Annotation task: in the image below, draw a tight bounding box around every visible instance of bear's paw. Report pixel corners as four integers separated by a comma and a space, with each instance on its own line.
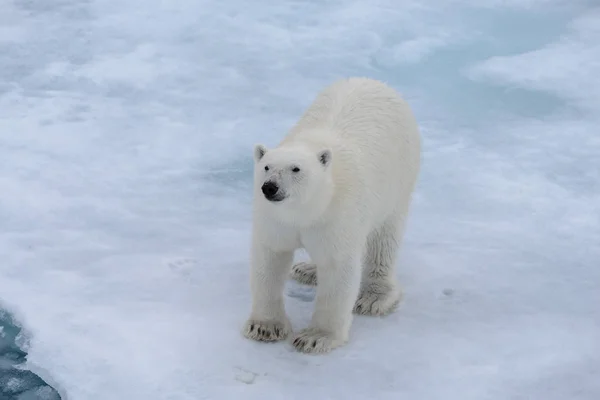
291, 327, 345, 354
243, 318, 291, 342
290, 262, 318, 286
353, 280, 402, 316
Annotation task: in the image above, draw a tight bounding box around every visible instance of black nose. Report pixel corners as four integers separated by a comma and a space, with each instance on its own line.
261, 181, 279, 199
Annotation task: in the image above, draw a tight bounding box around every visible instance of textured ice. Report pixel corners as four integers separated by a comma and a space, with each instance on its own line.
0, 0, 599, 399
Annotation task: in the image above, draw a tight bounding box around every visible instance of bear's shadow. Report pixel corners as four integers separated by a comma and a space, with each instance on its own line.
285, 282, 315, 303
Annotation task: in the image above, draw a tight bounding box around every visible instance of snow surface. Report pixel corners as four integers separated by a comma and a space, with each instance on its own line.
1, 0, 599, 399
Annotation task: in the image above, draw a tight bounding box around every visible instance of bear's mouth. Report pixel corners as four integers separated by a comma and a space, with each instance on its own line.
265, 193, 286, 202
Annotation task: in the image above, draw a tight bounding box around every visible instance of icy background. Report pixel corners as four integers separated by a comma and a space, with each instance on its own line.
0, 0, 599, 399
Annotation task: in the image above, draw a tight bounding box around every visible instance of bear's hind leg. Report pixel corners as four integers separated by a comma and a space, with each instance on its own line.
354, 216, 404, 316
290, 262, 317, 285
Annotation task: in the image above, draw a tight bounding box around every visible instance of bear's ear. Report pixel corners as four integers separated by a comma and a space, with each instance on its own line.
317, 149, 332, 168
253, 144, 268, 163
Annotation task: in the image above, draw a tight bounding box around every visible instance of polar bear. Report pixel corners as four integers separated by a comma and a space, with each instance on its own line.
243, 77, 421, 354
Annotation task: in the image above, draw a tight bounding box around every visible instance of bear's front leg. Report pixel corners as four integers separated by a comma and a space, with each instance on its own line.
243, 243, 294, 342
291, 249, 363, 354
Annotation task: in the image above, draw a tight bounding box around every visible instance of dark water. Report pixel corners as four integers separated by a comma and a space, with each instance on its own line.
0, 309, 61, 400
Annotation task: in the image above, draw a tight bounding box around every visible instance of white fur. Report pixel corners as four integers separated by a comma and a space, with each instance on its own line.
243, 77, 421, 354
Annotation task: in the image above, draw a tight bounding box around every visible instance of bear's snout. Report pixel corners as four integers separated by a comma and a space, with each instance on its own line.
261, 181, 282, 201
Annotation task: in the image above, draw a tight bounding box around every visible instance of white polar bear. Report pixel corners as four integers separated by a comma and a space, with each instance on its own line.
243, 77, 421, 354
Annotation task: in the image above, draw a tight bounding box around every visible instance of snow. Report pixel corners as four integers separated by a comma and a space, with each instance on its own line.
0, 0, 599, 399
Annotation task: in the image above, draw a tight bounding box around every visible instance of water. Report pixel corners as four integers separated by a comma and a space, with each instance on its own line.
0, 310, 60, 399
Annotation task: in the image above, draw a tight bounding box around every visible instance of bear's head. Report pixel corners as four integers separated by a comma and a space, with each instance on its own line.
252, 143, 333, 220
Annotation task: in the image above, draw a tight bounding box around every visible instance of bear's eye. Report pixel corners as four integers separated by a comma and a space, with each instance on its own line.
291, 167, 300, 173
264, 166, 269, 171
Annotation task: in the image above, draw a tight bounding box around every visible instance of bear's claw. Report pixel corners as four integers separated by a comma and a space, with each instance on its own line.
243, 319, 290, 342
290, 262, 318, 286
353, 280, 402, 316
290, 327, 345, 354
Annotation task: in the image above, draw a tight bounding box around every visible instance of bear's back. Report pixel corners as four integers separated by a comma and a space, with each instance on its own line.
283, 78, 421, 225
